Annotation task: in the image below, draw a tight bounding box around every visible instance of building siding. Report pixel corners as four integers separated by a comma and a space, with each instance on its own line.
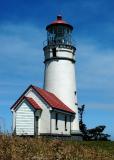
51, 111, 71, 135
26, 89, 51, 134
16, 101, 35, 135
13, 88, 74, 136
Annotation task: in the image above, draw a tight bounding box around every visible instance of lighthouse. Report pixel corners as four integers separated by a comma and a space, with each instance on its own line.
43, 15, 79, 132
11, 15, 81, 139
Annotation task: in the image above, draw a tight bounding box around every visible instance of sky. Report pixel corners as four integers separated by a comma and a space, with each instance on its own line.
0, 0, 114, 139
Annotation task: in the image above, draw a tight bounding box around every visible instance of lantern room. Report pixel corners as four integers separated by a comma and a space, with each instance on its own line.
46, 15, 73, 46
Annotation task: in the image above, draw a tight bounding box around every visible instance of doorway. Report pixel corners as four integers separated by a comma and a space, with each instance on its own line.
35, 116, 39, 135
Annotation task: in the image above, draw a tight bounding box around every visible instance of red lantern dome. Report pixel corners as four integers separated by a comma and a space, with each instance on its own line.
46, 15, 73, 30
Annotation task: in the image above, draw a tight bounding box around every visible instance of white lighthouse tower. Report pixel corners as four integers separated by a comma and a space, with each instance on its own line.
11, 15, 81, 138
43, 15, 80, 133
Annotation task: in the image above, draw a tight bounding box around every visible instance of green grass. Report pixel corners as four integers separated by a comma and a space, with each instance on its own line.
0, 135, 114, 160
80, 141, 114, 155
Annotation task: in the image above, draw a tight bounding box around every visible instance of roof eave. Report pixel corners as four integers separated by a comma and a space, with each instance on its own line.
46, 23, 73, 31
10, 84, 33, 110
51, 108, 75, 115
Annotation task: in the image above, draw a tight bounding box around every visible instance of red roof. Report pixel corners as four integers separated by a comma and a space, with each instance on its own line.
11, 85, 75, 114
13, 96, 42, 111
32, 85, 75, 114
24, 97, 42, 110
46, 15, 73, 30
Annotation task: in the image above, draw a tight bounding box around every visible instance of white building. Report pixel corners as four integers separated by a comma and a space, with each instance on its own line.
11, 15, 81, 139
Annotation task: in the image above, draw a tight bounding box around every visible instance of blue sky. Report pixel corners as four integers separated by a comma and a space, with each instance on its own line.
0, 0, 114, 139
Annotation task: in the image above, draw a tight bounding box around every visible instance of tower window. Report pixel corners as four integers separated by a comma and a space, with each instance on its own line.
55, 113, 58, 130
52, 48, 56, 57
65, 115, 67, 131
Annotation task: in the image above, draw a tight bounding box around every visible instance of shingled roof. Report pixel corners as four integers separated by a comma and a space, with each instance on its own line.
32, 85, 75, 114
13, 96, 42, 110
24, 96, 42, 110
11, 85, 75, 114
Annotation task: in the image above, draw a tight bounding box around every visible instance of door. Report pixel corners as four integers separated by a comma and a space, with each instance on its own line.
35, 116, 39, 136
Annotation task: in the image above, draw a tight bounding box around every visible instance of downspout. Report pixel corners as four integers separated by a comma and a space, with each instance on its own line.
34, 112, 36, 136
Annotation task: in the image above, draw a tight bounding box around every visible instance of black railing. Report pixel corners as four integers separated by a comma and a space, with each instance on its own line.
43, 39, 75, 48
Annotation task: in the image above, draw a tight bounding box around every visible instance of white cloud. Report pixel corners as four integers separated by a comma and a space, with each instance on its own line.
76, 40, 114, 92
0, 22, 45, 77
83, 102, 114, 110
0, 22, 45, 102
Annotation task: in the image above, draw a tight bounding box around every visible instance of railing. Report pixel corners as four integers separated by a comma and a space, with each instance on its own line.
43, 39, 75, 48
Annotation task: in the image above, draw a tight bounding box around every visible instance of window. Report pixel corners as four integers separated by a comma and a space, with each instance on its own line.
52, 48, 56, 57
55, 113, 58, 130
65, 115, 67, 131
57, 26, 64, 38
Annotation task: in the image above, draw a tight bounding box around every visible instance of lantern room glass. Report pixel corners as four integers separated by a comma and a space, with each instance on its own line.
47, 25, 72, 46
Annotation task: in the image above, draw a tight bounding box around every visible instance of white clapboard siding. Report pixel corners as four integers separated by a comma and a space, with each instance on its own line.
16, 101, 35, 135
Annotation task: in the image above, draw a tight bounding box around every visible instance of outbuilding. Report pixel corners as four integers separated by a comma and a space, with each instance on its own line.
11, 85, 75, 136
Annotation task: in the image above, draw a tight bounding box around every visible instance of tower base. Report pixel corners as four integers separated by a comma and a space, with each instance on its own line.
71, 131, 83, 141
39, 132, 83, 141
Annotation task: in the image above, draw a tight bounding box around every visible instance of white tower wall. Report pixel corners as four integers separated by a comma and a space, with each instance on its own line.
43, 47, 79, 131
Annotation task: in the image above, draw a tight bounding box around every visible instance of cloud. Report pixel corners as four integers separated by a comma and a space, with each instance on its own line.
74, 37, 114, 113
76, 40, 114, 91
0, 22, 45, 76
0, 22, 44, 106
83, 102, 114, 110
